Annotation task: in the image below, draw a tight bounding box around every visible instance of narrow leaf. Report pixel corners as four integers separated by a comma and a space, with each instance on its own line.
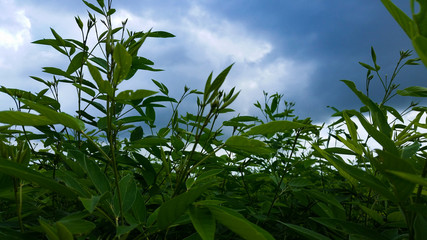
157, 184, 210, 229
207, 205, 275, 240
189, 206, 216, 240
0, 158, 76, 198
0, 111, 55, 126
225, 136, 274, 156
245, 120, 308, 136
280, 222, 331, 240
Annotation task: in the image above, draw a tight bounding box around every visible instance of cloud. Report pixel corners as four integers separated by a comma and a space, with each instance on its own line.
0, 0, 317, 122
0, 0, 31, 51
182, 5, 272, 65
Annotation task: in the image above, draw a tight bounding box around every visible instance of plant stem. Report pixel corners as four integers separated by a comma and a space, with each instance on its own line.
267, 129, 301, 217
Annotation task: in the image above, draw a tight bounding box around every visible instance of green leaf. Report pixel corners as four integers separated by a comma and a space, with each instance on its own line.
279, 222, 331, 240
358, 205, 385, 224
342, 80, 393, 140
401, 141, 421, 159
82, 98, 106, 114
358, 62, 376, 71
78, 195, 101, 213
189, 206, 216, 240
50, 28, 65, 46
82, 0, 104, 15
312, 145, 396, 201
0, 158, 76, 198
397, 86, 427, 97
304, 190, 344, 212
67, 52, 86, 74
119, 174, 137, 213
142, 95, 177, 105
20, 99, 85, 131
87, 62, 113, 96
148, 31, 175, 38
116, 89, 157, 102
132, 136, 169, 148
0, 111, 55, 126
412, 35, 427, 68
380, 0, 417, 38
245, 120, 308, 136
82, 154, 111, 194
377, 150, 416, 201
157, 184, 209, 229
386, 170, 427, 187
207, 205, 275, 240
39, 219, 59, 240
58, 170, 90, 197
56, 222, 73, 240
89, 57, 108, 70
130, 126, 144, 141
113, 43, 132, 84
225, 136, 274, 156
58, 214, 96, 235
350, 110, 398, 155
209, 64, 233, 94
311, 217, 388, 240
43, 67, 71, 78
132, 191, 147, 224
132, 153, 156, 185
414, 214, 427, 240
229, 116, 260, 122
72, 83, 96, 97
116, 224, 138, 237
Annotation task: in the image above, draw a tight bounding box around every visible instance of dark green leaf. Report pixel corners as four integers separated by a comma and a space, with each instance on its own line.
158, 184, 210, 229
82, 0, 104, 15
148, 31, 175, 38
225, 136, 274, 156
207, 205, 275, 240
119, 174, 137, 213
246, 120, 308, 136
78, 195, 101, 213
189, 206, 216, 240
0, 158, 76, 198
279, 222, 330, 240
311, 217, 388, 240
67, 52, 86, 74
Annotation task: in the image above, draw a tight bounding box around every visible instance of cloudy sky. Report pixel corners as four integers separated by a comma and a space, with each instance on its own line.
0, 0, 425, 126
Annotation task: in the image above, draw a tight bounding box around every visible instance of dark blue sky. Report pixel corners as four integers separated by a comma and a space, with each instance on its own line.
0, 0, 425, 124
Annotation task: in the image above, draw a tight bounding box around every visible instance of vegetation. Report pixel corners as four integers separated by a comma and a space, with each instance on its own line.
0, 0, 427, 239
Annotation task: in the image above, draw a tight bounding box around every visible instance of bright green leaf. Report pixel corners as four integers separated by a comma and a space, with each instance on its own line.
0, 111, 55, 126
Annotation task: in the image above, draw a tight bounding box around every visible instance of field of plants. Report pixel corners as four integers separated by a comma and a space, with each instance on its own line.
1, 0, 427, 239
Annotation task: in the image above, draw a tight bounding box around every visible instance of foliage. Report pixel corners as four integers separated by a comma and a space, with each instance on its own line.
0, 0, 427, 240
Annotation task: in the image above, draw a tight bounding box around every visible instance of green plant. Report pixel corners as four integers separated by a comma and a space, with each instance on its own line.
2, 0, 427, 239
